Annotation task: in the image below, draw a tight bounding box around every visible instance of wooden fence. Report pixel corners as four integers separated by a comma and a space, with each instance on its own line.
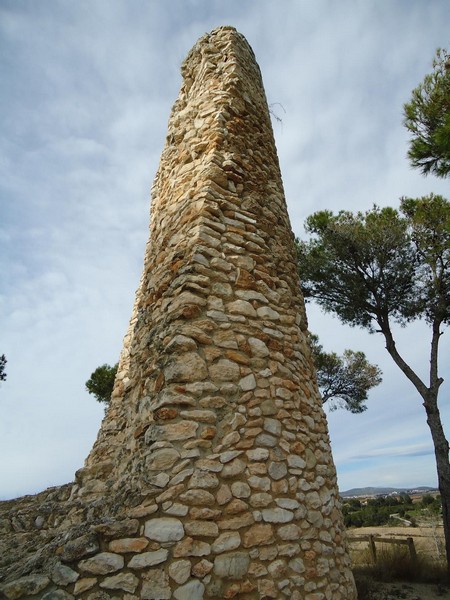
347, 534, 417, 564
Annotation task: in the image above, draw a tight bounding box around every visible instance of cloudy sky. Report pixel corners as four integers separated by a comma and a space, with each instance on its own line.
1, 0, 449, 501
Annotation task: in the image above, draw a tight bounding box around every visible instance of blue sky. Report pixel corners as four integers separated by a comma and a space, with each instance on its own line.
1, 0, 449, 500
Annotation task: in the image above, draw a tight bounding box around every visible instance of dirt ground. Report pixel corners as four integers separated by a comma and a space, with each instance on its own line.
366, 581, 450, 599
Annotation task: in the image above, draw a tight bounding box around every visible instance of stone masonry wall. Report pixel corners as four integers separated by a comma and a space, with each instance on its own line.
0, 26, 357, 600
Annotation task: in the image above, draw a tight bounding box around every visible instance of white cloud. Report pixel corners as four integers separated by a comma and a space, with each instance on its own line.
0, 0, 449, 499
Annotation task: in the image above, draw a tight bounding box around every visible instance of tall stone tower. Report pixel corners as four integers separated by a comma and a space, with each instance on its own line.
0, 26, 356, 600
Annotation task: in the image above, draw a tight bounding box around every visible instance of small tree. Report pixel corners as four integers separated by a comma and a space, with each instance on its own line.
309, 334, 382, 413
0, 354, 6, 382
297, 194, 450, 568
403, 48, 450, 178
85, 363, 118, 406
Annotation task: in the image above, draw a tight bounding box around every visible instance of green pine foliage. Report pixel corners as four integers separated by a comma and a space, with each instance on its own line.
404, 48, 450, 178
85, 363, 118, 405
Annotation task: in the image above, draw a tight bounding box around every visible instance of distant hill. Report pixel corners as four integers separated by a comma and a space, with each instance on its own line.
341, 486, 437, 498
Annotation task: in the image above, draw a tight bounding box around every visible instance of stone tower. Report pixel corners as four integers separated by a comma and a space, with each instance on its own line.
0, 26, 356, 600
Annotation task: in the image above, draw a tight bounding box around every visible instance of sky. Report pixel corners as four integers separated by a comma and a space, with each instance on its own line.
1, 0, 449, 501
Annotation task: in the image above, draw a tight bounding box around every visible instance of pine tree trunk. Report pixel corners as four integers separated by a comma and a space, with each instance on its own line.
424, 394, 450, 571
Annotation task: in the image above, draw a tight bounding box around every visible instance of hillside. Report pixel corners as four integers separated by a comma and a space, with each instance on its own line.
341, 486, 437, 498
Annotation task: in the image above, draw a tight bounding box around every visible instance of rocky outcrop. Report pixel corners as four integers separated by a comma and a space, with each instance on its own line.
0, 26, 356, 599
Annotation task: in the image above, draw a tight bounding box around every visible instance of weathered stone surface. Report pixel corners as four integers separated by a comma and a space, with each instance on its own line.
100, 572, 139, 593
213, 552, 250, 579
145, 421, 198, 443
61, 534, 99, 562
261, 508, 294, 523
164, 352, 208, 383
146, 447, 180, 470
278, 523, 301, 540
174, 580, 205, 600
248, 337, 270, 357
141, 569, 171, 600
249, 492, 273, 507
268, 461, 287, 480
218, 512, 254, 530
208, 359, 240, 381
168, 559, 191, 584
227, 300, 257, 317
184, 520, 219, 537
231, 481, 251, 498
94, 519, 139, 538
128, 549, 168, 569
51, 563, 79, 586
144, 517, 184, 542
79, 552, 124, 575
109, 537, 148, 553
1, 575, 50, 600
242, 523, 274, 547
173, 537, 211, 557
42, 591, 74, 600
212, 531, 241, 554
188, 470, 219, 489
221, 458, 246, 478
239, 374, 256, 391
74, 578, 97, 595
191, 558, 213, 578
287, 455, 306, 469
179, 489, 215, 505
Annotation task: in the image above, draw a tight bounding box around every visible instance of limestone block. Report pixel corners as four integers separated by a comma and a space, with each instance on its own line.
73, 578, 97, 595
191, 558, 213, 577
246, 448, 269, 461
1, 575, 50, 600
174, 580, 205, 600
179, 489, 215, 505
255, 432, 277, 447
78, 552, 124, 575
261, 508, 294, 523
208, 359, 240, 381
242, 523, 274, 547
100, 572, 139, 593
169, 559, 191, 584
211, 531, 241, 554
51, 563, 79, 586
184, 520, 219, 537
173, 537, 211, 557
141, 569, 171, 600
128, 548, 168, 569
188, 470, 219, 489
146, 447, 180, 470
108, 537, 148, 553
247, 336, 269, 357
221, 458, 246, 478
227, 300, 257, 317
164, 352, 208, 383
230, 481, 251, 498
213, 551, 250, 579
268, 461, 287, 480
61, 534, 99, 562
239, 373, 256, 390
94, 519, 139, 538
144, 517, 184, 542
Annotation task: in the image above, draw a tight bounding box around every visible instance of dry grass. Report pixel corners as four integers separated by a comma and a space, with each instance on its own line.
350, 526, 449, 599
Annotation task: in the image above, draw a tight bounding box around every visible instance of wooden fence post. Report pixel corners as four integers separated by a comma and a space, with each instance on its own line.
369, 535, 377, 563
407, 537, 417, 565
